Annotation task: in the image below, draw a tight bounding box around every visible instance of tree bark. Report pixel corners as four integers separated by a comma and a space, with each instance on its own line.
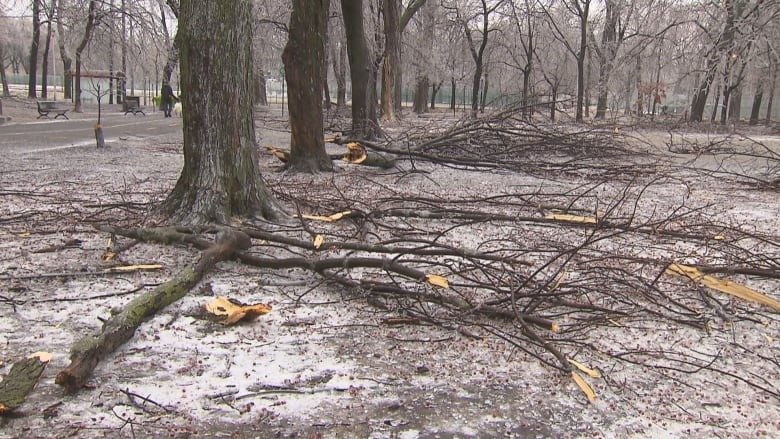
28, 0, 41, 99
766, 61, 777, 126
162, 0, 285, 224
749, 82, 763, 125
0, 41, 10, 97
74, 0, 98, 113
283, 0, 333, 173
341, 0, 373, 137
413, 76, 429, 113
56, 229, 250, 394
430, 81, 441, 109
0, 355, 49, 413
381, 0, 401, 121
331, 41, 347, 108
55, 0, 72, 100
40, 1, 54, 99
255, 69, 268, 106
594, 0, 618, 119
574, 1, 589, 122
462, 0, 493, 118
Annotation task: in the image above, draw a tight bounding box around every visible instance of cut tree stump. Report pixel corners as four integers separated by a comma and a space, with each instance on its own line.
0, 353, 51, 415
55, 229, 250, 393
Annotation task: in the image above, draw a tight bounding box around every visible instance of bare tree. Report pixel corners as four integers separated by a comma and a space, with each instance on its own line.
74, 0, 99, 112
539, 0, 590, 122
162, 0, 284, 224
28, 0, 41, 98
341, 0, 376, 137
446, 0, 504, 118
282, 0, 333, 172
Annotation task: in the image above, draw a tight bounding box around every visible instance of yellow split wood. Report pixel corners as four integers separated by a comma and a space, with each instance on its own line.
28, 352, 53, 362
545, 213, 598, 224
572, 371, 597, 402
568, 358, 601, 378
666, 263, 780, 311
205, 297, 272, 325
103, 264, 163, 273
301, 210, 352, 222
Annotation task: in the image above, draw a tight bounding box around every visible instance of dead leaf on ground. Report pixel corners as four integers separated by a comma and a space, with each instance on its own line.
205, 296, 272, 325
425, 274, 449, 288
313, 235, 324, 249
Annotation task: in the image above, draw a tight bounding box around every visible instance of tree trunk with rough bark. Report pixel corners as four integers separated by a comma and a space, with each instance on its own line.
766, 63, 777, 126
332, 42, 347, 108
593, 0, 620, 119
162, 0, 285, 224
381, 0, 401, 121
341, 0, 373, 137
0, 42, 10, 97
55, 0, 72, 100
41, 2, 53, 99
74, 0, 98, 113
430, 81, 441, 109
749, 82, 763, 125
28, 0, 41, 99
413, 76, 429, 113
283, 0, 333, 173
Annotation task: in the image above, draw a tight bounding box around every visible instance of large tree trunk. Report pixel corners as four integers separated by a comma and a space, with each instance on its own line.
40, 1, 53, 99
74, 0, 98, 113
323, 30, 331, 110
450, 77, 456, 110
381, 0, 401, 121
255, 69, 268, 106
575, 16, 587, 122
413, 76, 429, 113
710, 83, 720, 123
162, 0, 180, 87
728, 86, 742, 122
480, 72, 488, 112
594, 0, 618, 119
749, 82, 763, 125
332, 42, 347, 108
282, 0, 333, 173
766, 62, 777, 126
28, 0, 41, 99
0, 41, 10, 97
341, 0, 372, 137
431, 81, 441, 109
55, 0, 72, 100
162, 0, 284, 224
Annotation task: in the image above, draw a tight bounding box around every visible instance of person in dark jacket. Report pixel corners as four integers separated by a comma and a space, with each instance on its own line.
161, 82, 177, 117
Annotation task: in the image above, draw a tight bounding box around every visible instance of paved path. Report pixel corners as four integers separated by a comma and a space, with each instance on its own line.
0, 111, 181, 154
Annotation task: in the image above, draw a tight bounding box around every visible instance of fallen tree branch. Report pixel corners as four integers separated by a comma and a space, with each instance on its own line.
55, 229, 250, 394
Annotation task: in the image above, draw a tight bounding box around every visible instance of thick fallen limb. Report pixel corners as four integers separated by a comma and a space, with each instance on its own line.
55, 230, 249, 394
0, 353, 50, 414
265, 146, 396, 169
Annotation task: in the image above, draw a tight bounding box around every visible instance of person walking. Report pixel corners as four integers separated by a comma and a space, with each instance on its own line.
161, 82, 177, 117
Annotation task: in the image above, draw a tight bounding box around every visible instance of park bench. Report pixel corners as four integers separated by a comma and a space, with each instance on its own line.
36, 100, 70, 120
123, 96, 145, 116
